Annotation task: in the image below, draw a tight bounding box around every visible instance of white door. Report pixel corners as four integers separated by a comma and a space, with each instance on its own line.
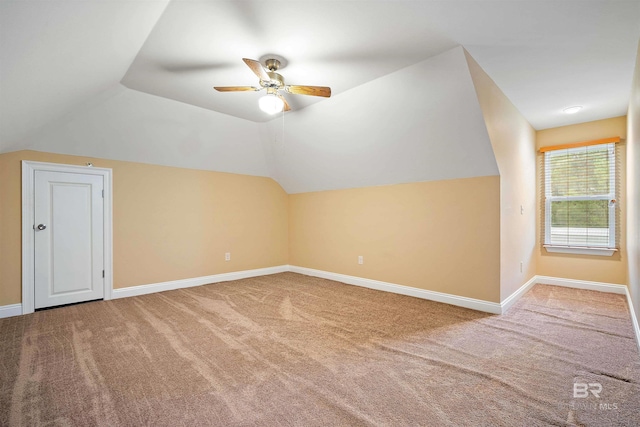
34, 171, 105, 309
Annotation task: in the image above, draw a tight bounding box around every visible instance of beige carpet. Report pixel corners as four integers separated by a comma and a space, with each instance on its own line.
1, 272, 639, 426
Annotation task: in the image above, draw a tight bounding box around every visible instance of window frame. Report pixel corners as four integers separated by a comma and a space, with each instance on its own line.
542, 143, 617, 256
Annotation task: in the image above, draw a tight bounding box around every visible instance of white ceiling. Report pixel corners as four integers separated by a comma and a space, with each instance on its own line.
121, 1, 458, 123
264, 47, 499, 193
24, 85, 271, 177
17, 46, 498, 194
2, 0, 639, 148
1, 1, 639, 193
0, 0, 170, 152
119, 0, 640, 129
431, 1, 640, 129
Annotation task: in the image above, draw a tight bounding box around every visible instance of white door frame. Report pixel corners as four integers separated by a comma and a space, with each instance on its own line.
21, 161, 113, 315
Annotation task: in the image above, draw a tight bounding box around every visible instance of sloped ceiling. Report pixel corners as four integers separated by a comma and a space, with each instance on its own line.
2, 1, 640, 193
0, 0, 170, 152
263, 47, 498, 193
121, 0, 640, 128
431, 1, 640, 129
23, 85, 271, 177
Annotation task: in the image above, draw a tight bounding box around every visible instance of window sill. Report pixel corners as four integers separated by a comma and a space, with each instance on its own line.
543, 245, 617, 257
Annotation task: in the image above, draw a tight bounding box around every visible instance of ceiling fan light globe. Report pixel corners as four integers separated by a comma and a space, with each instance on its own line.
259, 94, 284, 114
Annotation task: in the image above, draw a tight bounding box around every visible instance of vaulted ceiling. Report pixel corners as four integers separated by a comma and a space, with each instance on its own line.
1, 1, 639, 193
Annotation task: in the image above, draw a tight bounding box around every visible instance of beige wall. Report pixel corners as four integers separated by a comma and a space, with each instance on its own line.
0, 150, 289, 306
289, 176, 501, 302
536, 116, 628, 285
627, 42, 640, 320
465, 51, 538, 302
2, 89, 635, 312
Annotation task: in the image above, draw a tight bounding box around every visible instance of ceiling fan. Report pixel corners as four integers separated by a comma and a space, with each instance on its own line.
214, 57, 331, 114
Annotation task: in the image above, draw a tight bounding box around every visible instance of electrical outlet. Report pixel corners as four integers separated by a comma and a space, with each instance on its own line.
358, 256, 363, 265
520, 205, 524, 215
225, 252, 231, 261
520, 261, 523, 273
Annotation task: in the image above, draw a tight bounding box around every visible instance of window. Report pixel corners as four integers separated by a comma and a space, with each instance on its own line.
542, 141, 618, 256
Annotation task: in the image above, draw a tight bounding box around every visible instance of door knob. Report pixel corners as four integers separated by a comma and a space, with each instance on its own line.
36, 224, 47, 230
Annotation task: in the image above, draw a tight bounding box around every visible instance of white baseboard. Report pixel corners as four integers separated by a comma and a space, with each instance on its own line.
112, 265, 289, 299
289, 268, 640, 350
623, 287, 640, 354
0, 304, 23, 319
289, 265, 503, 314
539, 276, 640, 353
500, 275, 538, 314
5, 266, 640, 352
534, 275, 627, 294
500, 275, 627, 315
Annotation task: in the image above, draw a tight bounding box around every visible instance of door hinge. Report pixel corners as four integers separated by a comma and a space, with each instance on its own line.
102, 189, 104, 198
102, 270, 105, 278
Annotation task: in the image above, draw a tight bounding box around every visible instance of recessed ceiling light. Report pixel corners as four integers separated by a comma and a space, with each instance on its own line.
563, 106, 583, 114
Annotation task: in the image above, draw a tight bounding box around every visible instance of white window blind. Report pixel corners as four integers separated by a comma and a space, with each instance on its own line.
543, 142, 617, 249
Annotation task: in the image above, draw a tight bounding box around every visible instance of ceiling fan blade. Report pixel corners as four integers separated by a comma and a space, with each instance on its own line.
285, 85, 331, 98
277, 94, 291, 111
214, 86, 261, 92
242, 58, 271, 82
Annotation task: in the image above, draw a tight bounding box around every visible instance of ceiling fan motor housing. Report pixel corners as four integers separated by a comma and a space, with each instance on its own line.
264, 72, 284, 88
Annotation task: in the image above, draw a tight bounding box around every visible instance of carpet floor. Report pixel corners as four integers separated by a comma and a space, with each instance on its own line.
1, 272, 639, 426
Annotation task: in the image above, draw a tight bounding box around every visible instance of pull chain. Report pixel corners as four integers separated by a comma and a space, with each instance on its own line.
281, 106, 285, 145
